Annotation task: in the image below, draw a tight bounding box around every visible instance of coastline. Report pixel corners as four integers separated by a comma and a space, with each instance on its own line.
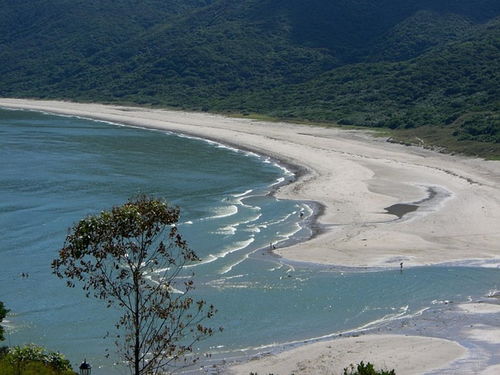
222, 294, 500, 375
2, 99, 499, 269
2, 98, 500, 374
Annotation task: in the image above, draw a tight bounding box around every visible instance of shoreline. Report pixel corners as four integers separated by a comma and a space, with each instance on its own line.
0, 100, 329, 270
2, 98, 500, 374
2, 98, 499, 269
221, 295, 500, 375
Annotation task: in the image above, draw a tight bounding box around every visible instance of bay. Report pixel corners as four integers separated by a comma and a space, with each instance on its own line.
0, 108, 498, 374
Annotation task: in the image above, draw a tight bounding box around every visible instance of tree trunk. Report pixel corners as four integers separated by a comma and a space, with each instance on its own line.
134, 273, 140, 375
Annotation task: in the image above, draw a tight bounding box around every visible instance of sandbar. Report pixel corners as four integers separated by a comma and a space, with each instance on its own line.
458, 302, 500, 314
226, 334, 466, 375
481, 364, 500, 375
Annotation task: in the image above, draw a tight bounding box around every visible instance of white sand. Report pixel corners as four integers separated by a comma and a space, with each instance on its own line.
480, 364, 500, 375
459, 302, 500, 346
2, 98, 500, 268
458, 302, 500, 314
463, 324, 500, 344
226, 334, 466, 375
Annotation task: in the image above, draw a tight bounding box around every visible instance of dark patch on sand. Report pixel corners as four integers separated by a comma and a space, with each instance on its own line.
385, 203, 418, 218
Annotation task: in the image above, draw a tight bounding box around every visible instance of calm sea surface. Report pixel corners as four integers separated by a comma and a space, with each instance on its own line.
0, 109, 498, 374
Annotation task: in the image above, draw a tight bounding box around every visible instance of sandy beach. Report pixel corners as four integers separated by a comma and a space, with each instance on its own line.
226, 334, 467, 375
1, 98, 500, 374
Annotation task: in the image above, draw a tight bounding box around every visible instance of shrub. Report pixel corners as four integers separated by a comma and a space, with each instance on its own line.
343, 361, 396, 375
0, 344, 75, 375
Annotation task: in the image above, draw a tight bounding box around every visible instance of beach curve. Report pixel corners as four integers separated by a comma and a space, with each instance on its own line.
1, 98, 499, 269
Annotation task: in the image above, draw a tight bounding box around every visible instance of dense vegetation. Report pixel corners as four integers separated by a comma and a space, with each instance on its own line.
0, 0, 498, 156
0, 344, 76, 375
0, 301, 7, 343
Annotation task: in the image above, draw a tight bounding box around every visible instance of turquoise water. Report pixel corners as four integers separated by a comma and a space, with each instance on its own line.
0, 109, 498, 374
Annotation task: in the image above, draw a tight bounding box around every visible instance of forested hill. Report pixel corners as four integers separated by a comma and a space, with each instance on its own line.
1, 0, 499, 156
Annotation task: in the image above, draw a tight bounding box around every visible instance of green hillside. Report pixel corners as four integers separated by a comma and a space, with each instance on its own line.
0, 0, 214, 93
0, 0, 498, 156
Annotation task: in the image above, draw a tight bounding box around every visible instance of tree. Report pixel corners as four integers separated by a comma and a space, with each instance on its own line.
52, 196, 218, 375
0, 301, 8, 343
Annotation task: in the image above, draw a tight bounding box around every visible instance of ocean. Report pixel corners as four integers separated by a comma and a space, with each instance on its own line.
0, 108, 498, 374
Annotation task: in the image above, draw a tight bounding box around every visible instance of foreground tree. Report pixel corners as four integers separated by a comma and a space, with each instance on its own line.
52, 196, 217, 375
